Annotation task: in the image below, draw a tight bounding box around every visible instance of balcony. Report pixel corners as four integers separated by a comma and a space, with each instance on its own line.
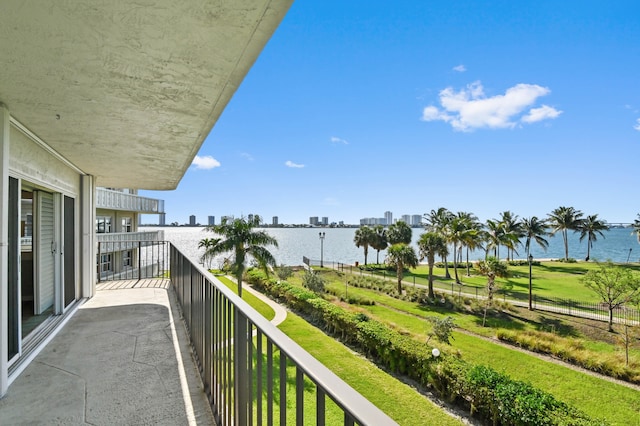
0, 243, 396, 425
96, 230, 165, 250
96, 188, 165, 214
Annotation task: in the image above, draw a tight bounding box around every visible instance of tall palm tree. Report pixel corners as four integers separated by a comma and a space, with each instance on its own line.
578, 214, 609, 261
485, 219, 503, 258
521, 216, 550, 258
418, 232, 447, 299
462, 226, 484, 276
631, 214, 640, 244
197, 236, 221, 269
387, 220, 412, 245
385, 243, 418, 294
354, 225, 375, 266
370, 225, 388, 264
449, 214, 470, 283
548, 206, 584, 261
204, 215, 278, 297
499, 211, 523, 261
424, 207, 454, 278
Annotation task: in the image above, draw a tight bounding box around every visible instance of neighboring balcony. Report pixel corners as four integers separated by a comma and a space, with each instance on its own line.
96, 230, 165, 251
96, 232, 167, 282
96, 187, 165, 214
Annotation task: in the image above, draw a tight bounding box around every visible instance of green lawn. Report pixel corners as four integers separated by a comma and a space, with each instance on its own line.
391, 261, 640, 304
319, 270, 640, 425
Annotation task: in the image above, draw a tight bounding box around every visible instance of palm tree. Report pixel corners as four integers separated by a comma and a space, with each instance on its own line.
197, 236, 221, 269
354, 225, 375, 265
418, 232, 447, 299
385, 243, 418, 294
548, 206, 584, 261
448, 214, 469, 283
387, 220, 412, 245
521, 216, 550, 258
499, 211, 523, 261
485, 219, 504, 258
631, 214, 640, 244
370, 225, 388, 264
204, 215, 278, 297
476, 256, 508, 327
424, 207, 454, 278
578, 214, 609, 261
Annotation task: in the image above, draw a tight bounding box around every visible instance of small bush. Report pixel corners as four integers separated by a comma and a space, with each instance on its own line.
302, 270, 326, 294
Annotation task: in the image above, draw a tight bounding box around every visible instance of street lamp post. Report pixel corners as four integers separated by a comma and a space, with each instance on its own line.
528, 253, 534, 310
319, 232, 326, 268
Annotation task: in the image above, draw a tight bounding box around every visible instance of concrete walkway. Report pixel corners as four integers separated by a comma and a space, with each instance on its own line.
0, 280, 215, 425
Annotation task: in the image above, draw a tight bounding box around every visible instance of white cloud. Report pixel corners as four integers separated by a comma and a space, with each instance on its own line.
240, 152, 254, 161
634, 118, 640, 131
285, 160, 305, 168
453, 64, 466, 72
192, 155, 221, 170
421, 81, 561, 131
522, 105, 563, 123
331, 136, 349, 144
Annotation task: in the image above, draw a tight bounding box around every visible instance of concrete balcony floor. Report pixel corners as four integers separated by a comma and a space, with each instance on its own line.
0, 280, 215, 425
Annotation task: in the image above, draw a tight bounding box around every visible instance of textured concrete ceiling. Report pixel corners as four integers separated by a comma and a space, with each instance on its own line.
0, 0, 292, 189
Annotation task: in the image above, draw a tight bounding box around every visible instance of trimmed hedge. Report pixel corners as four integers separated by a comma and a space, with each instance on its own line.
244, 268, 606, 425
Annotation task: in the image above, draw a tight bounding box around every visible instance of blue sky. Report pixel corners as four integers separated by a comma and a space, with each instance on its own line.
142, 1, 640, 225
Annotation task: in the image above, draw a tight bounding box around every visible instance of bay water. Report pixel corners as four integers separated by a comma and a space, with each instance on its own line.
147, 226, 640, 267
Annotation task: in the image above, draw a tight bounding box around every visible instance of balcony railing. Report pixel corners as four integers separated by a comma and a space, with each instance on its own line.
96, 188, 165, 213
96, 230, 165, 248
169, 244, 397, 426
97, 239, 169, 282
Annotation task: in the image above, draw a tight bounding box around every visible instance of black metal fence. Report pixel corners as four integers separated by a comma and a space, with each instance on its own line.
308, 257, 640, 325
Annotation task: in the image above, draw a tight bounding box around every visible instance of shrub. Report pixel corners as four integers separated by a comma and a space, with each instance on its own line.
276, 264, 293, 281
302, 270, 325, 294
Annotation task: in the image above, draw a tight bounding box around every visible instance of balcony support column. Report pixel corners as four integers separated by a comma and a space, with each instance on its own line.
0, 103, 10, 397
81, 175, 95, 298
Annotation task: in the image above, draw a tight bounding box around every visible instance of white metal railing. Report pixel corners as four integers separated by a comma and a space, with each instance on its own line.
96, 231, 164, 254
170, 244, 397, 426
96, 188, 165, 213
96, 230, 164, 244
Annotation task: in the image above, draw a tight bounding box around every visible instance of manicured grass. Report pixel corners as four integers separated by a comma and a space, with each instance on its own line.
392, 261, 640, 304
318, 270, 640, 425
278, 314, 463, 425
217, 275, 276, 321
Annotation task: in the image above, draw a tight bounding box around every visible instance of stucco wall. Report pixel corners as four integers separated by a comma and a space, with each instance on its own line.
9, 125, 80, 195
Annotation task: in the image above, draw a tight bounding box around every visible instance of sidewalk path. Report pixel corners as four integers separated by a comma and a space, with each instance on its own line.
212, 272, 287, 327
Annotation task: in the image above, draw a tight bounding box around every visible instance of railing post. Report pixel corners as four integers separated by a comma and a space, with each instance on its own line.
234, 310, 249, 426
138, 241, 142, 279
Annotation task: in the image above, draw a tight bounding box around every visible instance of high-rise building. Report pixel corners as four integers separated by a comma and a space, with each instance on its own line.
189, 215, 196, 226
208, 216, 215, 226
359, 217, 385, 226
384, 211, 393, 226
321, 216, 328, 226
272, 216, 279, 226
401, 215, 411, 224
411, 215, 422, 226
309, 216, 319, 226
